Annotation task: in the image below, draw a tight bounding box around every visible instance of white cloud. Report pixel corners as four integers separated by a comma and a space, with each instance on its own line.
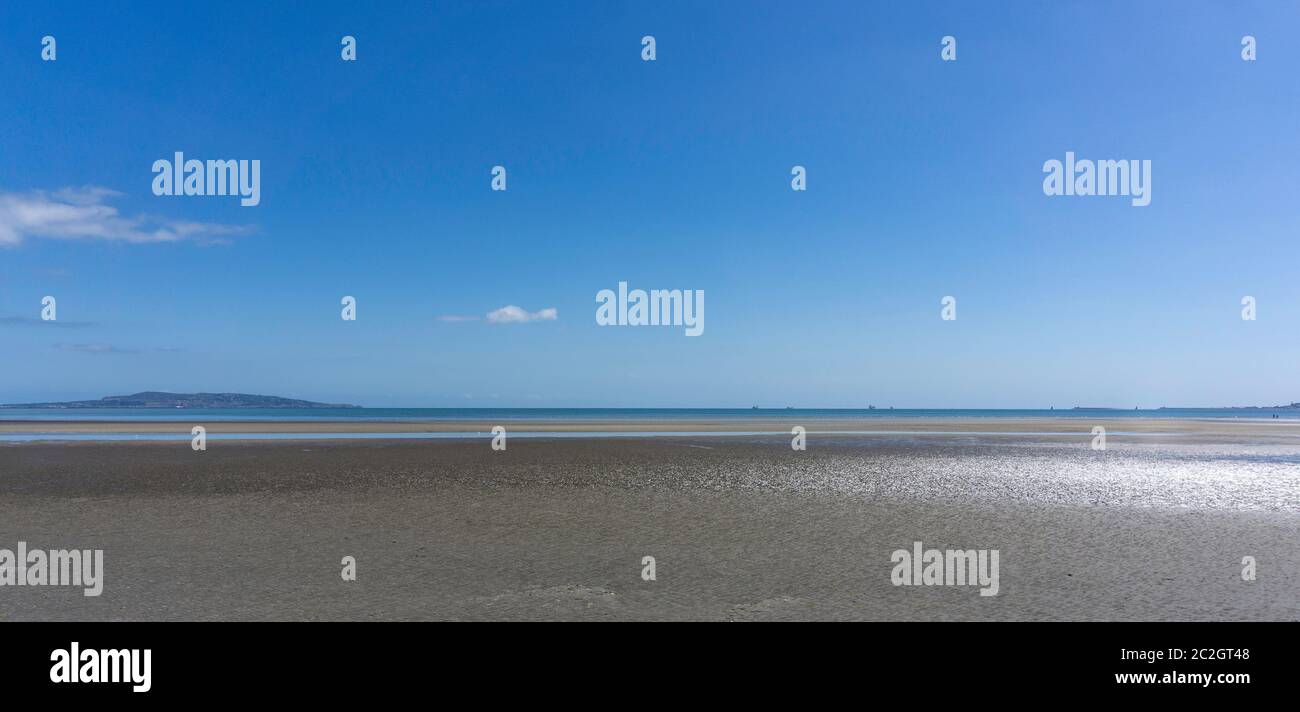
0, 186, 252, 246
485, 305, 558, 324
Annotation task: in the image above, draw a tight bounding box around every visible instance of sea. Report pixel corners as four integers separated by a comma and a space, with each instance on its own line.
1, 407, 1297, 422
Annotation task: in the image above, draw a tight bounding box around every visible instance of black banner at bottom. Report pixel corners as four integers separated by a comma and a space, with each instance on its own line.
0, 622, 1290, 699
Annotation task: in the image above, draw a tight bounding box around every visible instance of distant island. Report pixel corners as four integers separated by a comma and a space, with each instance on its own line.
0, 392, 361, 409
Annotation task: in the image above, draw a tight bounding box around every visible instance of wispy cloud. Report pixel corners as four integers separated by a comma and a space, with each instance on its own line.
0, 186, 253, 247
0, 315, 95, 328
54, 343, 185, 355
437, 306, 559, 324
55, 343, 138, 355
485, 305, 558, 324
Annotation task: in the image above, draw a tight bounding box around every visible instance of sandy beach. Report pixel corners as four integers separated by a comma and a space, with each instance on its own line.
1, 424, 1296, 621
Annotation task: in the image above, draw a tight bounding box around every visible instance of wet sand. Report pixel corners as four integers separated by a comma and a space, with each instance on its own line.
1, 434, 1296, 621
4, 416, 1300, 443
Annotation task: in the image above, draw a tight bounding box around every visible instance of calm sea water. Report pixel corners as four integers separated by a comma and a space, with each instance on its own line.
0, 407, 1296, 422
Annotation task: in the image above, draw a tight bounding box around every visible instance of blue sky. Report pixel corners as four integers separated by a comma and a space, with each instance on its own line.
1, 1, 1297, 408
